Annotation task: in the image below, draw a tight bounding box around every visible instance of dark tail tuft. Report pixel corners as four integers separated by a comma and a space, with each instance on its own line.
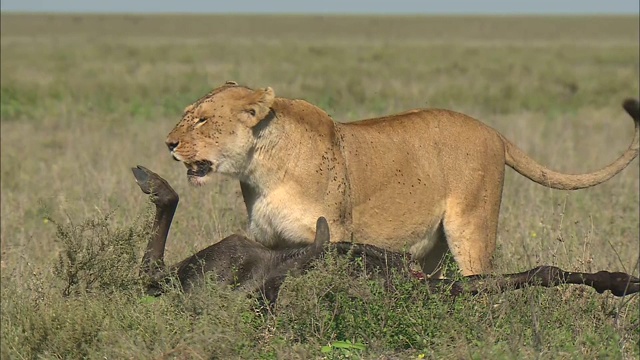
622, 98, 639, 122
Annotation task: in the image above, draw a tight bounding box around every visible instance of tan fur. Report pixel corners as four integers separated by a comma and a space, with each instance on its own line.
166, 83, 639, 276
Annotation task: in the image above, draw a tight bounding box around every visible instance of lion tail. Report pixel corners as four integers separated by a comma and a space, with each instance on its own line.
502, 98, 639, 190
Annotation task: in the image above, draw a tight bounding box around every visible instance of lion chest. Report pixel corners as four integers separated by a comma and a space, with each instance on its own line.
244, 186, 325, 248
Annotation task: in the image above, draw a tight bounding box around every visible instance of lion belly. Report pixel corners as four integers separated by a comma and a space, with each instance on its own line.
336, 109, 503, 254
343, 130, 448, 252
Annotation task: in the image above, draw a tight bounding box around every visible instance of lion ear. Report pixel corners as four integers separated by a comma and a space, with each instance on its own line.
242, 87, 275, 127
183, 104, 195, 114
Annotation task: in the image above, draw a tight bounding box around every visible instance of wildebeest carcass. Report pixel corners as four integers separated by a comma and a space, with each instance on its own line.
132, 165, 639, 305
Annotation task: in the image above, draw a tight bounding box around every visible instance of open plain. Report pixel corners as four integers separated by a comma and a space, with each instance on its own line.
1, 14, 639, 359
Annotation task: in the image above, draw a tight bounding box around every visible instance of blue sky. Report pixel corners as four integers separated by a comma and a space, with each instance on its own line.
1, 0, 638, 15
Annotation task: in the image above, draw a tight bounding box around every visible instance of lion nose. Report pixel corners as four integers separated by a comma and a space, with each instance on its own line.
166, 141, 179, 152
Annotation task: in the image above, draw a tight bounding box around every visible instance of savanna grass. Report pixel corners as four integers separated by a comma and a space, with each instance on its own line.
1, 14, 639, 359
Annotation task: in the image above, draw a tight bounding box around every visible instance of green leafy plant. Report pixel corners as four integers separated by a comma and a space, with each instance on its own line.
321, 340, 367, 359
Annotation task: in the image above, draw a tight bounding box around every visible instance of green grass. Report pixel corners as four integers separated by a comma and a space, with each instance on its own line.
1, 14, 639, 359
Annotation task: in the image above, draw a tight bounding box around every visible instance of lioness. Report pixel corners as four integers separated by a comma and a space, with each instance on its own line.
166, 82, 639, 276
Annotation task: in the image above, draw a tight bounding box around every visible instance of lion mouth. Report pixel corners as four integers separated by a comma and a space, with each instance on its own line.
186, 160, 213, 178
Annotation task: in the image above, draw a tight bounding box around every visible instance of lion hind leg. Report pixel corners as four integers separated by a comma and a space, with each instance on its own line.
442, 207, 498, 277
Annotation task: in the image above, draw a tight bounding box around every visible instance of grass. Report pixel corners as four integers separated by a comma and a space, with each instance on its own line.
1, 14, 639, 359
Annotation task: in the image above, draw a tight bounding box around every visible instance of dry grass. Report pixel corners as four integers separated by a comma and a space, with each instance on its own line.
1, 14, 639, 359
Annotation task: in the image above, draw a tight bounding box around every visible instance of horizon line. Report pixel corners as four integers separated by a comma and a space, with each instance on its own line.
2, 11, 638, 16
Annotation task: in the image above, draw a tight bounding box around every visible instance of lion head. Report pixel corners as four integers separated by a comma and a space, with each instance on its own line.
165, 82, 275, 186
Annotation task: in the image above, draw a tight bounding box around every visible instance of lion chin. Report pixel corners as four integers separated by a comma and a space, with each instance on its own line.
187, 174, 211, 187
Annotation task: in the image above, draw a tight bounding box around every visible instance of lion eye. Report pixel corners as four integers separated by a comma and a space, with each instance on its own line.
247, 109, 256, 116
196, 117, 207, 124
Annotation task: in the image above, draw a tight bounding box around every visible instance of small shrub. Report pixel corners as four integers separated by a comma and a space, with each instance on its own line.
50, 209, 151, 296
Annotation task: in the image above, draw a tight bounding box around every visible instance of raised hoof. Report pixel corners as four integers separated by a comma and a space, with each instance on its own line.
132, 165, 178, 204
132, 166, 152, 193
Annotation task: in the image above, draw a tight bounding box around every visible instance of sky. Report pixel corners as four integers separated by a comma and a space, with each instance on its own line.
1, 0, 639, 15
